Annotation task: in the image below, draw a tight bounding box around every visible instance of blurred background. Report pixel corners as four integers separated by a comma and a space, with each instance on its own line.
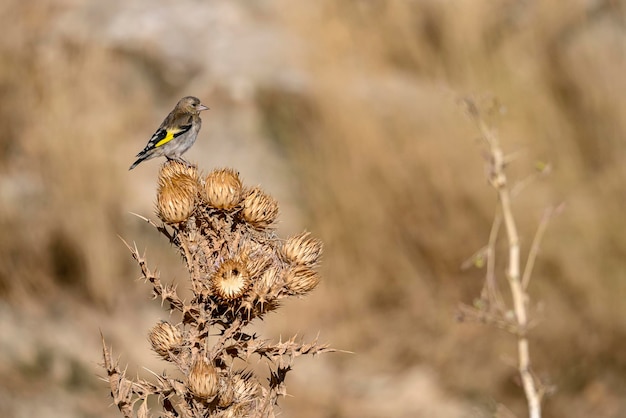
1, 0, 625, 417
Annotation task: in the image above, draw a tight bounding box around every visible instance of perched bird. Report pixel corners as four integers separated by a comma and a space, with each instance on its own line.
129, 96, 209, 170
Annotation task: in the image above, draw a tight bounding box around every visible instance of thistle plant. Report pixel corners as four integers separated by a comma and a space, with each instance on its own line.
102, 161, 332, 418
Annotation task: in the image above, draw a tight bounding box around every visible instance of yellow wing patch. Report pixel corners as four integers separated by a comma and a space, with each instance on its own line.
155, 130, 179, 148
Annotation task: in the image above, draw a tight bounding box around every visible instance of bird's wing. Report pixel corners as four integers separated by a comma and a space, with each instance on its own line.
141, 124, 193, 153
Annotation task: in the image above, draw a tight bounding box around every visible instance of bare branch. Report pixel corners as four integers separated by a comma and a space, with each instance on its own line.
521, 206, 559, 290
464, 98, 545, 418
484, 210, 505, 312
130, 212, 176, 242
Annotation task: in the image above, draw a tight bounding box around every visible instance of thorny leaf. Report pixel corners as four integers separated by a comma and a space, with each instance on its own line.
268, 366, 290, 397
101, 336, 135, 418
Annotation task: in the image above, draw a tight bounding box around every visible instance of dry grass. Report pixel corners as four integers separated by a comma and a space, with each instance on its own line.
0, 1, 154, 305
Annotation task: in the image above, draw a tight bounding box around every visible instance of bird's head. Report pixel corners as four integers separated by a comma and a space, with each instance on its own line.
177, 96, 209, 114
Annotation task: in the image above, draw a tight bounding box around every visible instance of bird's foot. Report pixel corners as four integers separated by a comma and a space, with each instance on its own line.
168, 157, 196, 168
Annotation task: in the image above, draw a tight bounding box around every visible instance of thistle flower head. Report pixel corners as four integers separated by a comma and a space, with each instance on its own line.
283, 265, 321, 296
250, 266, 282, 299
240, 187, 279, 229
280, 231, 323, 266
217, 377, 235, 408
211, 258, 251, 301
188, 358, 219, 400
148, 321, 182, 360
231, 372, 259, 403
159, 160, 199, 183
204, 168, 244, 210
156, 173, 198, 224
244, 253, 273, 280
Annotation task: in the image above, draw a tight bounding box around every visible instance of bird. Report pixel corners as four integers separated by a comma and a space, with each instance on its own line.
129, 96, 209, 170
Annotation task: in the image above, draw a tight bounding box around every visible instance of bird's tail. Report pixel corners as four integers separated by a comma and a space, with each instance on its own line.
129, 155, 145, 170
129, 148, 150, 170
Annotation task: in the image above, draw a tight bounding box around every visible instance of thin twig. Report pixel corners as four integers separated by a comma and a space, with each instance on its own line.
511, 163, 552, 198
522, 206, 557, 290
457, 303, 518, 333
483, 123, 542, 418
485, 210, 505, 312
466, 98, 543, 418
130, 211, 176, 243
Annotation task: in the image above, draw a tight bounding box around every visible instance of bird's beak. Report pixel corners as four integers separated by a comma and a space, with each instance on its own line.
198, 104, 209, 112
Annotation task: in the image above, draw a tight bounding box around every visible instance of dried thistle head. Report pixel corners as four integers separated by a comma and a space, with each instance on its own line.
280, 231, 323, 267
159, 159, 199, 183
283, 265, 321, 296
231, 372, 260, 404
211, 258, 251, 301
188, 358, 219, 400
148, 321, 182, 360
249, 266, 282, 302
240, 187, 279, 229
243, 252, 272, 279
204, 168, 244, 210
156, 173, 198, 223
217, 377, 235, 408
